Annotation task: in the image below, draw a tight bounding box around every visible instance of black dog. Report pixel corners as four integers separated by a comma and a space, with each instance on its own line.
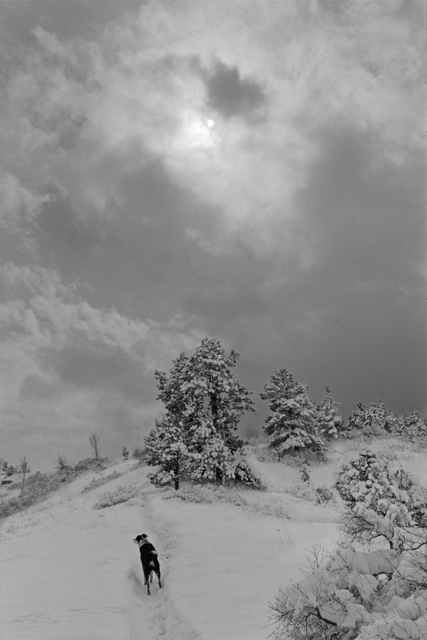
133, 533, 162, 595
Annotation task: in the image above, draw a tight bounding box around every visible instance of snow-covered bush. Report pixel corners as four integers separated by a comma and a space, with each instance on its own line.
269, 543, 427, 640
270, 446, 427, 639
336, 450, 427, 549
234, 460, 262, 487
261, 368, 325, 458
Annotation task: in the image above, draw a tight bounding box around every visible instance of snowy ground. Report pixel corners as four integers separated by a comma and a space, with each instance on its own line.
1, 439, 426, 640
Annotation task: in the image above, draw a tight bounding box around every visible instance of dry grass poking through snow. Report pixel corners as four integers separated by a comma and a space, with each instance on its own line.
81, 471, 123, 493
163, 482, 296, 519
92, 484, 142, 509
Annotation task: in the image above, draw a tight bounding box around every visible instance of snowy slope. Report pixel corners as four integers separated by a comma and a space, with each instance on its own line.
1, 440, 426, 640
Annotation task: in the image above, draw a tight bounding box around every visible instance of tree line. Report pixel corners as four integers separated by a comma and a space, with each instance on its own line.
144, 337, 427, 489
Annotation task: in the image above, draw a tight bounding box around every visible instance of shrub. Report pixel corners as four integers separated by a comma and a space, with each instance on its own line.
56, 455, 70, 472
314, 486, 334, 504
93, 485, 140, 509
285, 483, 316, 502
166, 483, 249, 507
73, 457, 110, 473
336, 450, 427, 548
269, 540, 427, 640
0, 472, 62, 519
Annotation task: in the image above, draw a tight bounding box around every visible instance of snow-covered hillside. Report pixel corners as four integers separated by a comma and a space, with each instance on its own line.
1, 439, 426, 640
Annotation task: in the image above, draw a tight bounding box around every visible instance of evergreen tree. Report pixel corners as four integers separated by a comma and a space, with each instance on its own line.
366, 398, 391, 433
346, 400, 391, 437
261, 368, 324, 458
148, 338, 257, 486
401, 410, 427, 442
315, 387, 344, 440
145, 414, 191, 490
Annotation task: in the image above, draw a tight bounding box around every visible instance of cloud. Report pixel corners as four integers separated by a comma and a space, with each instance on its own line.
1, 0, 422, 257
202, 60, 266, 120
0, 263, 204, 468
0, 0, 424, 469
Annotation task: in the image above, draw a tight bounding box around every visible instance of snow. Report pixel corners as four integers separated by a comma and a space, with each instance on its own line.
1, 440, 426, 640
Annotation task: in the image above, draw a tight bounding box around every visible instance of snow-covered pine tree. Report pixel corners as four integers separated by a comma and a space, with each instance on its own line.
315, 387, 344, 440
400, 411, 427, 442
144, 414, 191, 490
261, 368, 324, 458
152, 338, 257, 485
346, 399, 396, 438
345, 401, 368, 437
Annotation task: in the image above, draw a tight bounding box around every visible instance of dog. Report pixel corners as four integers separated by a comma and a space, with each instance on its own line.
133, 533, 162, 595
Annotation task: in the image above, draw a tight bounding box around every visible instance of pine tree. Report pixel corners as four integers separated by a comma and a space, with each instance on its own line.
346, 400, 391, 438
315, 387, 344, 440
145, 414, 191, 490
366, 398, 390, 434
401, 410, 427, 442
261, 369, 324, 458
148, 338, 257, 486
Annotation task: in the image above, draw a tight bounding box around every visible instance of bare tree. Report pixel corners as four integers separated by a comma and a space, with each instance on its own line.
88, 432, 101, 460
20, 456, 30, 495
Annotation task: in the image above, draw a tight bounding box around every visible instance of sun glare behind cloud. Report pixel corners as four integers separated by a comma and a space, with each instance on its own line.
176, 112, 220, 151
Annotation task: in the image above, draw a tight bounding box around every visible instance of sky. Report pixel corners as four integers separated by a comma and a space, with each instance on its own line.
0, 0, 425, 470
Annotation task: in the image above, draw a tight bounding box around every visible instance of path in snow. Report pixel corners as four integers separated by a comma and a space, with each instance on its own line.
4, 440, 421, 640
0, 462, 199, 640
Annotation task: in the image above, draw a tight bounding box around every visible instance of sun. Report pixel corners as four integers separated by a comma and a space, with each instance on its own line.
176, 112, 220, 150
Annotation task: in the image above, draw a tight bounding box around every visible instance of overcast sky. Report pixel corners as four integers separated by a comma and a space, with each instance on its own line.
0, 0, 425, 470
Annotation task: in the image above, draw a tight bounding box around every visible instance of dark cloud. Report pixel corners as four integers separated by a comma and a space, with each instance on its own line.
35, 158, 220, 319
298, 126, 425, 293
202, 60, 266, 119
19, 374, 59, 401
37, 193, 104, 263
52, 345, 153, 403
179, 125, 426, 418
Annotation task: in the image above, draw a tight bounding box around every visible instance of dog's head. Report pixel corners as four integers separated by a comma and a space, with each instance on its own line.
133, 533, 148, 545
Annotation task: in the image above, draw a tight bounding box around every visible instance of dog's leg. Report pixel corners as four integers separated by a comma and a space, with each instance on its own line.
153, 568, 162, 589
